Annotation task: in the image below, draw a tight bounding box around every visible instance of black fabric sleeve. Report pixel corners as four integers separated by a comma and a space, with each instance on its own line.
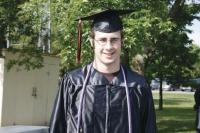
49, 74, 71, 133
142, 82, 157, 133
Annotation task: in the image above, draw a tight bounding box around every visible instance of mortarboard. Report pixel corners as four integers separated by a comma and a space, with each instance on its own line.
76, 9, 134, 64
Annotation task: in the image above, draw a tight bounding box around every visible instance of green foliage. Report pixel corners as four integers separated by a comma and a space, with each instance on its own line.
0, 0, 27, 49
124, 9, 174, 56
190, 45, 200, 78
6, 46, 44, 71
139, 0, 200, 87
0, 0, 46, 71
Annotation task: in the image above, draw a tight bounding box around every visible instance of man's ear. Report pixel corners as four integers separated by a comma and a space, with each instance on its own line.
121, 38, 124, 46
89, 37, 94, 48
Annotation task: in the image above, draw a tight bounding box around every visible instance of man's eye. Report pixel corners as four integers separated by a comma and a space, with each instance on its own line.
99, 39, 107, 43
111, 38, 119, 43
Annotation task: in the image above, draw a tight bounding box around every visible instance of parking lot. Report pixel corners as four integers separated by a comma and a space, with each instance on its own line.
150, 79, 195, 92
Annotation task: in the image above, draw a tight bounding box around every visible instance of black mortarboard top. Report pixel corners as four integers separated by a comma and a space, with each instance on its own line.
78, 9, 134, 32
76, 9, 134, 63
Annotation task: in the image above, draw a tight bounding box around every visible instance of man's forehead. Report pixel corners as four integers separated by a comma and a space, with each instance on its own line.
94, 31, 122, 38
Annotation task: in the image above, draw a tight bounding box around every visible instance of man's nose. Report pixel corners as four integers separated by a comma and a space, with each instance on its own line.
104, 41, 113, 49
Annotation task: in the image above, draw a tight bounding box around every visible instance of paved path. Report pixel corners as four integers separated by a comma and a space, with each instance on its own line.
152, 90, 194, 94
0, 125, 49, 133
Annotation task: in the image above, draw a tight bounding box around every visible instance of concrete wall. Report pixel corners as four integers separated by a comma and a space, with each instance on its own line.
0, 52, 60, 126
0, 59, 4, 126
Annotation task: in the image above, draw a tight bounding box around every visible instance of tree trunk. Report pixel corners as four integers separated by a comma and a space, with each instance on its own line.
159, 77, 163, 110
0, 36, 7, 57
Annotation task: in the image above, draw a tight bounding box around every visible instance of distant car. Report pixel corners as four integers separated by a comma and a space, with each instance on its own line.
170, 85, 181, 91
162, 81, 171, 91
150, 79, 159, 90
150, 79, 171, 91
180, 86, 193, 92
192, 77, 200, 84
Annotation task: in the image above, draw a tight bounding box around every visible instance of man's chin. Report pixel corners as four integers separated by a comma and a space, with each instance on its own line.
101, 59, 116, 65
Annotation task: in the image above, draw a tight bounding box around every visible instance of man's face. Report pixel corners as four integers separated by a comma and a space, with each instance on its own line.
91, 31, 122, 66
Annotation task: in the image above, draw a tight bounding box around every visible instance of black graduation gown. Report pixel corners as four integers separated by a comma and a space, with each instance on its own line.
49, 64, 157, 133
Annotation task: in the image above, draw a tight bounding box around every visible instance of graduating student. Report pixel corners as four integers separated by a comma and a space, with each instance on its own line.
49, 9, 157, 133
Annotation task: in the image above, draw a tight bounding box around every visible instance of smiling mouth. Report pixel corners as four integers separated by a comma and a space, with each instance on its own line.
105, 53, 113, 55
103, 52, 114, 57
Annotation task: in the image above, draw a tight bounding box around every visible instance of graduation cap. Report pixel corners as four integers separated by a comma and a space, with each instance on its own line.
76, 9, 134, 64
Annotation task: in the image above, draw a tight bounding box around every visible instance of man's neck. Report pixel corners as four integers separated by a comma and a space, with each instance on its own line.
93, 60, 120, 74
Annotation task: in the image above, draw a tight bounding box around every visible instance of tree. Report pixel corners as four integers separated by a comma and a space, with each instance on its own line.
0, 0, 27, 55
140, 0, 200, 110
0, 0, 44, 70
1, 1, 200, 111
189, 44, 200, 89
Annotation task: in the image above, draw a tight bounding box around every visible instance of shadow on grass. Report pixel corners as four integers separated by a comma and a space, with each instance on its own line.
156, 107, 196, 133
154, 98, 192, 106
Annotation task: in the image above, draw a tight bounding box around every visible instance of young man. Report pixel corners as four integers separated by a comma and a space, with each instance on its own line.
49, 9, 157, 133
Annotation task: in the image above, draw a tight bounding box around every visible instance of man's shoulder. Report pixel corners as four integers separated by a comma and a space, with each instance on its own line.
68, 67, 84, 76
124, 66, 147, 86
62, 64, 89, 85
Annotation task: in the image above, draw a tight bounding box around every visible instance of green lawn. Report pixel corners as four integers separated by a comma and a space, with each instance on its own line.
153, 91, 196, 133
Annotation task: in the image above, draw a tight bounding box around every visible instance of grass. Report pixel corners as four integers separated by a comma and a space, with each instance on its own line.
153, 91, 196, 133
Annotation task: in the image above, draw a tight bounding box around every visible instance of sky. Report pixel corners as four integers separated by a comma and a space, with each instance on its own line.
187, 19, 200, 46
186, 0, 200, 46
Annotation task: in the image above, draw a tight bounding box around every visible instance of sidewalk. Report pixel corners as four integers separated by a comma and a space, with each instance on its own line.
152, 90, 194, 94
0, 125, 48, 133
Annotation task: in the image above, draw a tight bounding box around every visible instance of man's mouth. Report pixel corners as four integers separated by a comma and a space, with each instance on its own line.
103, 52, 113, 56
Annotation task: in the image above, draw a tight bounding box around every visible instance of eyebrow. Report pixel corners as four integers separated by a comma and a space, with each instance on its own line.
95, 37, 121, 39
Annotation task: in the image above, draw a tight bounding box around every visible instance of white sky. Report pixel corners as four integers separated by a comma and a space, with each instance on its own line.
187, 19, 200, 46
186, 0, 200, 46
